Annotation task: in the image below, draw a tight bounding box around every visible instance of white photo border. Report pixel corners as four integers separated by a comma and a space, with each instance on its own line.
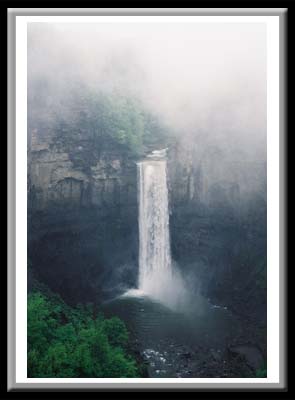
8, 9, 286, 390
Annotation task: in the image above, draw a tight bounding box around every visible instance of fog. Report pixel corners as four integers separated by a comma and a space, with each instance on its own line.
28, 22, 266, 160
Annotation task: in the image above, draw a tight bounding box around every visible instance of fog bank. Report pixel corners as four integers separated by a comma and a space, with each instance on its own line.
28, 22, 266, 160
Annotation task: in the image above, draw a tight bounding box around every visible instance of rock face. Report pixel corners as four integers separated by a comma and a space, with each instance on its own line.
168, 141, 266, 210
28, 128, 137, 213
167, 140, 267, 331
28, 127, 139, 304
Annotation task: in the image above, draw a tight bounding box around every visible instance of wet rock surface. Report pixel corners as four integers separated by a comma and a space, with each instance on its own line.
136, 338, 261, 378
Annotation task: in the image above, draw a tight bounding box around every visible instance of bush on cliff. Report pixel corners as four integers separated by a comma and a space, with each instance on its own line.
52, 85, 172, 159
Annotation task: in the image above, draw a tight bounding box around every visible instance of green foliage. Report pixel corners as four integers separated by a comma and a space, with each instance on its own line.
53, 86, 170, 158
106, 95, 145, 154
102, 316, 128, 347
255, 362, 267, 378
27, 291, 139, 377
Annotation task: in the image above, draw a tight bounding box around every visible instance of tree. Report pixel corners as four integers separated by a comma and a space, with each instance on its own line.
27, 291, 139, 377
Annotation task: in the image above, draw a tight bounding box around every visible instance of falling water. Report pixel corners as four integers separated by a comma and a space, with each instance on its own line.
136, 149, 187, 308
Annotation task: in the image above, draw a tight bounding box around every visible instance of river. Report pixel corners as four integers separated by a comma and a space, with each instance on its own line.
102, 291, 253, 378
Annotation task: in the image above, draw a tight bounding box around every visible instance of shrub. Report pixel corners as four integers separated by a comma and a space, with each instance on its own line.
27, 291, 139, 377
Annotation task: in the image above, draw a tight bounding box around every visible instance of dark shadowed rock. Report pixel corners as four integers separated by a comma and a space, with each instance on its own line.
228, 344, 264, 370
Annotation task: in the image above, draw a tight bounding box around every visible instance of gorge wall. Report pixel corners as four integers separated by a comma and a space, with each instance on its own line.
28, 125, 266, 328
168, 140, 266, 327
28, 125, 139, 304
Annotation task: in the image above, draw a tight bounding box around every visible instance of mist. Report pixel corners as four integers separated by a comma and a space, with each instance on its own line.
28, 22, 266, 161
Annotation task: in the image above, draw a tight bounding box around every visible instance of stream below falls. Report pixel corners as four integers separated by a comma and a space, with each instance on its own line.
102, 292, 261, 378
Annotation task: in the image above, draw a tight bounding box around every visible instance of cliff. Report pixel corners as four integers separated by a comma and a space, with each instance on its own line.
27, 125, 139, 304
168, 140, 266, 330
28, 124, 266, 332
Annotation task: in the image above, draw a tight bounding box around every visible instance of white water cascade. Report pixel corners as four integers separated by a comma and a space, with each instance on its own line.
135, 149, 187, 308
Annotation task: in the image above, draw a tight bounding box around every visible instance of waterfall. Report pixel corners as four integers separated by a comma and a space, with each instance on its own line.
136, 150, 187, 308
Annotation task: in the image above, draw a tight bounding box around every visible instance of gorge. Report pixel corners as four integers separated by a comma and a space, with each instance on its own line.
27, 124, 267, 377
27, 22, 267, 378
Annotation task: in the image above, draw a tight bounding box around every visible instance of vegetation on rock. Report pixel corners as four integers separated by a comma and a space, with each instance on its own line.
30, 83, 172, 160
